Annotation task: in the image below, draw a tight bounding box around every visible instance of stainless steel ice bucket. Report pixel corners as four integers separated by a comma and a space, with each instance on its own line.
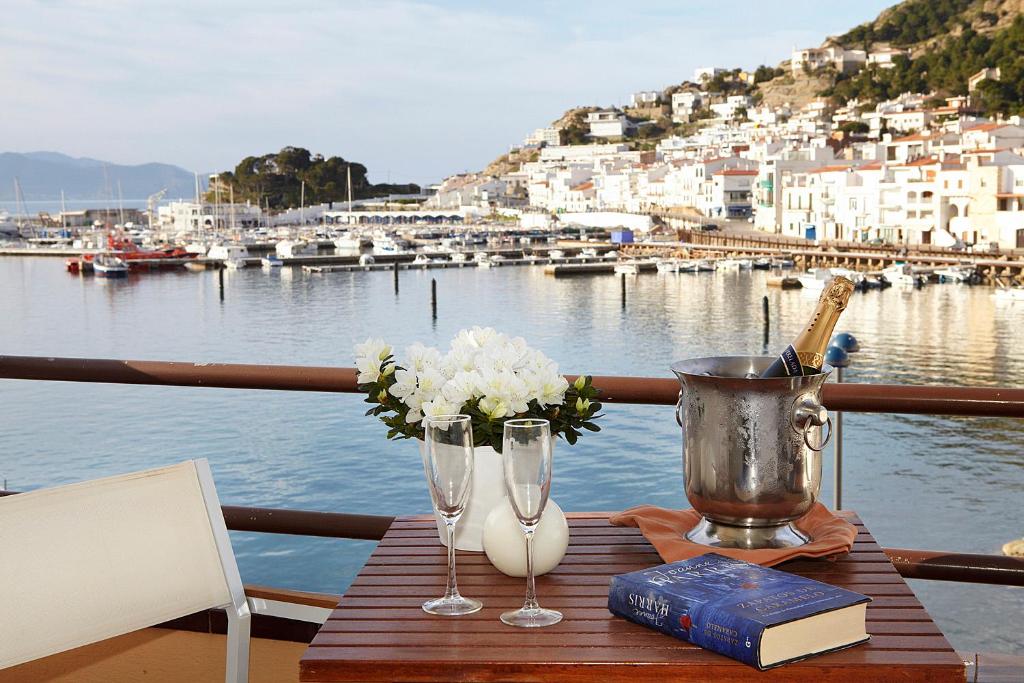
671, 355, 833, 549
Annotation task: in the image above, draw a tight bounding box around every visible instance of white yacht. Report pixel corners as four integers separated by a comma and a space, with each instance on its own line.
882, 263, 927, 287
581, 247, 598, 257
333, 232, 364, 250
373, 233, 408, 254
696, 259, 716, 272
224, 257, 247, 270
450, 252, 468, 263
656, 259, 680, 274
614, 261, 640, 275
934, 265, 974, 283
275, 240, 317, 258
207, 244, 250, 262
716, 259, 741, 271
548, 249, 565, 259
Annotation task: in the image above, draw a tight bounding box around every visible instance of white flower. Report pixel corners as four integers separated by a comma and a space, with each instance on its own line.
415, 367, 447, 403
536, 373, 569, 407
354, 338, 391, 364
478, 395, 508, 419
406, 343, 442, 373
388, 368, 418, 401
356, 356, 383, 384
441, 371, 480, 406
422, 398, 463, 420
405, 408, 423, 424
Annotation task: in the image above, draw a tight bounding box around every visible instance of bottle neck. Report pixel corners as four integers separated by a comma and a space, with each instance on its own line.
791, 304, 843, 370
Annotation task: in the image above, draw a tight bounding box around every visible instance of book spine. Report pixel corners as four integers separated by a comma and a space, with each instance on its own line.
607, 576, 764, 668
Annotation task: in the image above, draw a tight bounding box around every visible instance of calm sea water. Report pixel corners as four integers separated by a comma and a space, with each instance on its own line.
1, 256, 1021, 654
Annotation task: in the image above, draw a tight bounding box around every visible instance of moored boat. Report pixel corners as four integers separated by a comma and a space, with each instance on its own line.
656, 259, 680, 274
882, 263, 927, 287
93, 253, 128, 278
935, 265, 975, 283
261, 254, 284, 268
275, 240, 317, 258
613, 261, 640, 275
224, 257, 247, 270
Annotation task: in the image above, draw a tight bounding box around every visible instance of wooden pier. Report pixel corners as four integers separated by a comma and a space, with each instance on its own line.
623, 240, 1024, 285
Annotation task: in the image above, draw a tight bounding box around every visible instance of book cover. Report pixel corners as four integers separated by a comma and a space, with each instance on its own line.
607, 553, 871, 670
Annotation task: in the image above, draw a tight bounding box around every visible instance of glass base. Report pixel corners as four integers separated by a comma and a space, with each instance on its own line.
422, 595, 483, 616
500, 606, 563, 628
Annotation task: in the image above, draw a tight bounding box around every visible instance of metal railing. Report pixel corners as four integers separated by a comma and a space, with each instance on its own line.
2, 353, 1023, 586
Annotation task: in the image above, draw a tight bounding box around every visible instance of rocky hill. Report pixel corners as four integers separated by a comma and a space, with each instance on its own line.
474, 0, 1024, 178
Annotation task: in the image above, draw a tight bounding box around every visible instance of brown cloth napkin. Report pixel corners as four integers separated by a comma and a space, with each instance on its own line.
609, 502, 856, 567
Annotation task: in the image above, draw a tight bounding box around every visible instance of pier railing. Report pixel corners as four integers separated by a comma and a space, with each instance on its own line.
1, 353, 1023, 587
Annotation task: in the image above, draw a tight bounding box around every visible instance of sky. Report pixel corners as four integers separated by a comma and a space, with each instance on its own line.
1, 0, 896, 186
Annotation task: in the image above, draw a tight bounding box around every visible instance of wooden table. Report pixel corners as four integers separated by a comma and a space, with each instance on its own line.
300, 512, 966, 682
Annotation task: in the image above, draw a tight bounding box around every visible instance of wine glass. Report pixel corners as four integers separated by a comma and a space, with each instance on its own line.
421, 414, 483, 616
500, 418, 562, 628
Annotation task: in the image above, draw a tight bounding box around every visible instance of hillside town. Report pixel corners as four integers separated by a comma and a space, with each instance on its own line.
428, 59, 1024, 252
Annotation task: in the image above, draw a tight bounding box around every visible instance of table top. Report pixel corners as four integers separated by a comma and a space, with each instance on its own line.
300, 511, 965, 682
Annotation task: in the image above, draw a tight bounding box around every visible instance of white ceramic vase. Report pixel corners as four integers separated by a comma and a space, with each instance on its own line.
418, 440, 504, 552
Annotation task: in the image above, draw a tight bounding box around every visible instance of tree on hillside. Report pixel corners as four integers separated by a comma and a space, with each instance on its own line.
211, 147, 419, 209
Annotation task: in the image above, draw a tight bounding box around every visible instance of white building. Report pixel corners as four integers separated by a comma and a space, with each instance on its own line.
524, 127, 562, 147
791, 45, 866, 75
629, 90, 661, 107
157, 201, 263, 233
586, 110, 632, 138
867, 48, 908, 68
671, 91, 703, 122
710, 95, 753, 120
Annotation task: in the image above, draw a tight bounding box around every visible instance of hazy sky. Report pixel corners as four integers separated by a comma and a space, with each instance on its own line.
2, 0, 895, 185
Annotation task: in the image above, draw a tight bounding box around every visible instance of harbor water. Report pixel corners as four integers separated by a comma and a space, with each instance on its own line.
1, 256, 1021, 653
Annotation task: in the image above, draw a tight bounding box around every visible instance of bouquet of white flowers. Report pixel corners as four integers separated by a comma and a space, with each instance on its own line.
355, 327, 602, 451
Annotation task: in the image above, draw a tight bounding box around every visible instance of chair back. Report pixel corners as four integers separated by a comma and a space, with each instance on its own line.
0, 460, 249, 680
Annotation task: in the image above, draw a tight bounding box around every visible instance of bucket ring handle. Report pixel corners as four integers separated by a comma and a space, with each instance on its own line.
790, 396, 833, 452
802, 415, 833, 452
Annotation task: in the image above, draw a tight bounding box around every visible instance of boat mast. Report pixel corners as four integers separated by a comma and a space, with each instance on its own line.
300, 180, 305, 228
117, 180, 124, 226
194, 172, 202, 240
60, 190, 67, 231
347, 166, 353, 213
13, 177, 24, 233
229, 184, 236, 234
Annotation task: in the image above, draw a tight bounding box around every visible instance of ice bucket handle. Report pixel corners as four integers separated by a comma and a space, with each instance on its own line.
791, 396, 833, 452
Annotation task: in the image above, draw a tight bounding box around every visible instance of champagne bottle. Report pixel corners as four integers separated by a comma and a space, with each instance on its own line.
760, 276, 856, 377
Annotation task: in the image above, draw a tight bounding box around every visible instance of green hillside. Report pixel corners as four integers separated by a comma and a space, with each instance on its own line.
823, 14, 1024, 115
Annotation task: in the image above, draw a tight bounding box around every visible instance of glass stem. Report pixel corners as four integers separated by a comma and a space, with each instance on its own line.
523, 528, 539, 611
444, 521, 460, 600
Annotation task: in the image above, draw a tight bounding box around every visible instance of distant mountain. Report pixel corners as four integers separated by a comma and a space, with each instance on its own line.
0, 151, 198, 201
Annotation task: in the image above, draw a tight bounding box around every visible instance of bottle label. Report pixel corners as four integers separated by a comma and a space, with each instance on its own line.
780, 345, 803, 376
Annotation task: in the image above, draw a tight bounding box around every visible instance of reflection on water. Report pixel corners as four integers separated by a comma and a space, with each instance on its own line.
0, 257, 1021, 652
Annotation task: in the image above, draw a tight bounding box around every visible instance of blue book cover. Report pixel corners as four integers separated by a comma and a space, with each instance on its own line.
607, 553, 871, 670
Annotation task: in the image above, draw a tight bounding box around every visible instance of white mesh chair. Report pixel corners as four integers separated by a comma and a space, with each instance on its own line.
0, 459, 298, 682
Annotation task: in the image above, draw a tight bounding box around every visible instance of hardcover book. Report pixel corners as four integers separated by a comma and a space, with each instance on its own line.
607, 553, 870, 670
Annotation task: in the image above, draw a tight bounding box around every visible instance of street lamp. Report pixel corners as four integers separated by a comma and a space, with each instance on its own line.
826, 332, 861, 510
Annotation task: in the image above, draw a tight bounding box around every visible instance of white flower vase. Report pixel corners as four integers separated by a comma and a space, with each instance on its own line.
419, 440, 504, 552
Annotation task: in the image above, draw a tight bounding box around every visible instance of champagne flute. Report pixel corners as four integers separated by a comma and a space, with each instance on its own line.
500, 418, 562, 628
421, 414, 483, 616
